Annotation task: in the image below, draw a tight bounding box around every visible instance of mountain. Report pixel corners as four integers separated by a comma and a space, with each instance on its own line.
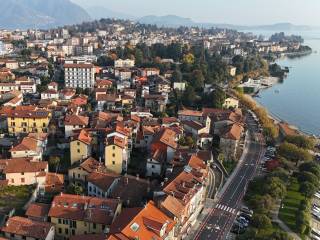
0, 0, 91, 29
86, 6, 135, 20
245, 23, 312, 31
137, 15, 313, 31
139, 15, 194, 27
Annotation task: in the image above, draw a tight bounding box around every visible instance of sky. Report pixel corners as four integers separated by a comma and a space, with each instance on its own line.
72, 0, 320, 26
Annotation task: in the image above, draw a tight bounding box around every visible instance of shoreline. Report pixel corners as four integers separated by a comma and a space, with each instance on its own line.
248, 94, 319, 139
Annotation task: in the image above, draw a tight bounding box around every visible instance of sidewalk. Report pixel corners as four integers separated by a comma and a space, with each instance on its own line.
270, 200, 301, 240
216, 130, 251, 200
185, 131, 252, 240
184, 199, 216, 240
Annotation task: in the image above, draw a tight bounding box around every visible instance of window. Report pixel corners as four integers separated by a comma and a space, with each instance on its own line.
77, 149, 80, 153
21, 172, 24, 175
93, 223, 96, 229
33, 123, 36, 127
11, 179, 14, 183
58, 219, 62, 224
77, 142, 80, 146
151, 165, 155, 169
112, 161, 115, 165
21, 178, 25, 183
58, 228, 62, 234
112, 153, 115, 157
112, 146, 115, 150
65, 228, 68, 234
72, 229, 75, 235
43, 123, 46, 127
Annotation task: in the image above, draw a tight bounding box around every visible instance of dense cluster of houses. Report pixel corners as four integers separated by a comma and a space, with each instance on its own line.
0, 24, 257, 240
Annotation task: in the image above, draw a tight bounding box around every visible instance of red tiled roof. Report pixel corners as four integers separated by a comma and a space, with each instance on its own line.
48, 194, 120, 225
107, 136, 126, 149
65, 114, 89, 126
87, 172, 119, 192
26, 203, 50, 219
152, 128, 177, 149
221, 123, 244, 141
110, 201, 175, 240
10, 137, 37, 152
1, 216, 53, 239
0, 158, 47, 174
78, 157, 107, 174
178, 109, 203, 117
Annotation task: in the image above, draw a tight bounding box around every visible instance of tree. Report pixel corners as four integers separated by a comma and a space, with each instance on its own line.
285, 135, 315, 149
97, 55, 114, 66
191, 70, 205, 89
134, 49, 144, 66
48, 156, 60, 170
278, 142, 312, 165
299, 182, 317, 198
185, 136, 195, 148
269, 168, 290, 183
183, 53, 195, 65
270, 231, 294, 240
182, 86, 197, 107
248, 194, 274, 214
298, 171, 318, 186
263, 177, 286, 199
172, 69, 183, 83
209, 88, 226, 109
67, 184, 84, 195
251, 214, 272, 229
299, 162, 320, 178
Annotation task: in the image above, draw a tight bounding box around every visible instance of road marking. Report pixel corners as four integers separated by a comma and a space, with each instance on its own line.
215, 204, 236, 214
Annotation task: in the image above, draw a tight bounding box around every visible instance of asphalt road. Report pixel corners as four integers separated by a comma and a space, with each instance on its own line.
194, 115, 264, 240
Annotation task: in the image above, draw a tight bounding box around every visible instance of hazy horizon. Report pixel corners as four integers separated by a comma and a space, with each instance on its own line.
71, 0, 320, 26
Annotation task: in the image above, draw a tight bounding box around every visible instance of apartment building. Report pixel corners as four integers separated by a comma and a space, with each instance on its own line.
64, 63, 95, 89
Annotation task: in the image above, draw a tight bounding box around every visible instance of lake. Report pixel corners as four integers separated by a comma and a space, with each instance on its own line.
252, 31, 320, 135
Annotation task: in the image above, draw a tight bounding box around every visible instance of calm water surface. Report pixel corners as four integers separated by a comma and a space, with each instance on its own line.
252, 31, 320, 135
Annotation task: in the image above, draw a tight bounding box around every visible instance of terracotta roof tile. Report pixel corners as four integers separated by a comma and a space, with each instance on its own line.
26, 203, 50, 219
65, 114, 89, 126
48, 194, 120, 225
1, 216, 53, 239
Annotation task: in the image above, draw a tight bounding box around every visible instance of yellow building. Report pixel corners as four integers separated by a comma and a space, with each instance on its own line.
70, 130, 92, 166
5, 107, 51, 135
105, 136, 128, 174
48, 193, 121, 239
223, 97, 239, 109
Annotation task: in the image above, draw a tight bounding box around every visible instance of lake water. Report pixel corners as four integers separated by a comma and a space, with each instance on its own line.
250, 30, 320, 136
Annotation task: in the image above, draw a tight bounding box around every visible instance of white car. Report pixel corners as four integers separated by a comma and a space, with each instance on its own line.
312, 234, 320, 240
312, 228, 320, 237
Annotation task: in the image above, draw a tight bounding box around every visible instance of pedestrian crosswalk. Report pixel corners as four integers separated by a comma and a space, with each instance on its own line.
215, 204, 236, 214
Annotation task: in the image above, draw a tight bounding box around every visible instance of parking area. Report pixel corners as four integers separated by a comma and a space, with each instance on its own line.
229, 206, 253, 236
311, 197, 320, 239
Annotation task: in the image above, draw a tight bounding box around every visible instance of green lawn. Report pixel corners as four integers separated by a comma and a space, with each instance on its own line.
278, 178, 304, 232
0, 185, 34, 215
223, 160, 237, 175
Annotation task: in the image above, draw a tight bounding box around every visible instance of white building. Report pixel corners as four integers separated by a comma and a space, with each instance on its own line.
114, 59, 135, 68
64, 63, 95, 89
